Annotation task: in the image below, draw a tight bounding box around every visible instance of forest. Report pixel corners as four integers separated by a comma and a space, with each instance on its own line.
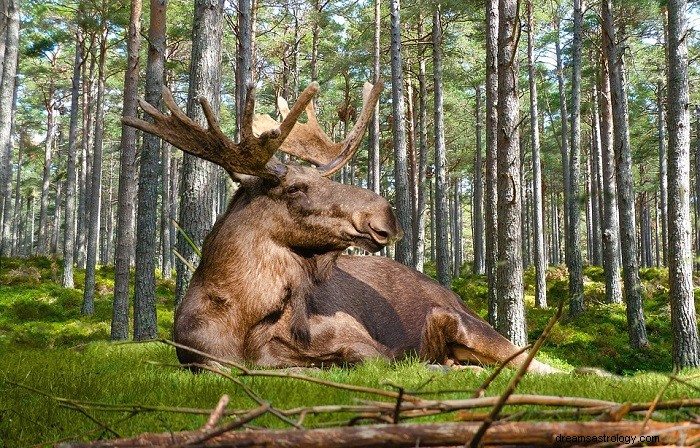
3, 0, 700, 444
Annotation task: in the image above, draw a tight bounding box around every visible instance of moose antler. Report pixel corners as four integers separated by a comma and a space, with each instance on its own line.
253, 80, 383, 177
122, 82, 320, 180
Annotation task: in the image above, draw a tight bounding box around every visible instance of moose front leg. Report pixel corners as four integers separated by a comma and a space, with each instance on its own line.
258, 312, 391, 367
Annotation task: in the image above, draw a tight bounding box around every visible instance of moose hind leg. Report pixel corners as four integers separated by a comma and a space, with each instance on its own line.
420, 309, 513, 367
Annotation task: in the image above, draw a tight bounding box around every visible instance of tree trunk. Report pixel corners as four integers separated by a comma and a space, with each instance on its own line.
134, 0, 166, 341
602, 0, 648, 349
433, 5, 449, 284
368, 0, 381, 197
38, 76, 58, 256
598, 51, 623, 305
666, 0, 700, 369
473, 85, 485, 276
0, 0, 18, 258
161, 141, 172, 279
10, 133, 22, 256
77, 37, 96, 270
485, 0, 499, 327
415, 17, 428, 273
568, 0, 585, 316
390, 0, 414, 269
111, 0, 142, 339
590, 87, 603, 267
62, 31, 83, 288
554, 18, 569, 265
657, 84, 668, 267
175, 0, 224, 307
496, 0, 526, 347
527, 0, 546, 309
82, 22, 108, 316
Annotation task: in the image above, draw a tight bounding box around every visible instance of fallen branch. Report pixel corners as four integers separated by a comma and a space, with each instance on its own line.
55, 420, 700, 447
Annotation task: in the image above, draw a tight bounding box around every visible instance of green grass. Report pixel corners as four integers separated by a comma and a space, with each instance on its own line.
1, 257, 699, 446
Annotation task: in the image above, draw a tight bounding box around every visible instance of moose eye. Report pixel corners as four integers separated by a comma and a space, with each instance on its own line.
286, 184, 305, 195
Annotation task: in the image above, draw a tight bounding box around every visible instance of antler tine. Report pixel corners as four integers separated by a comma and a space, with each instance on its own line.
317, 80, 383, 176
122, 86, 287, 181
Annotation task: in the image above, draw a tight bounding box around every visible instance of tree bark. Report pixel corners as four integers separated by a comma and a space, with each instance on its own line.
485, 0, 499, 327
554, 17, 569, 265
175, 0, 224, 307
666, 0, 700, 369
496, 0, 526, 347
82, 21, 109, 316
61, 30, 83, 288
56, 421, 700, 448
0, 0, 18, 258
590, 91, 603, 267
134, 0, 166, 341
567, 0, 585, 316
602, 0, 648, 349
527, 0, 546, 309
390, 0, 414, 269
598, 52, 623, 305
473, 85, 485, 276
657, 83, 668, 267
111, 0, 142, 339
415, 16, 428, 273
368, 0, 381, 197
433, 5, 449, 284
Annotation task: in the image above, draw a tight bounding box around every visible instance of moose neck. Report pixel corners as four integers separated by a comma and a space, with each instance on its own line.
196, 187, 338, 326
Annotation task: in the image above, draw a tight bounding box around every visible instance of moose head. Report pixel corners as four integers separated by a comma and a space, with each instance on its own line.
123, 82, 557, 373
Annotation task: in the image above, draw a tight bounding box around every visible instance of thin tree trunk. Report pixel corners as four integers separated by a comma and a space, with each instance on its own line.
82, 22, 108, 316
11, 134, 22, 257
658, 83, 668, 267
62, 31, 83, 288
390, 0, 414, 269
599, 51, 623, 305
496, 0, 526, 347
175, 0, 224, 307
77, 37, 96, 269
368, 0, 381, 197
433, 5, 449, 284
485, 0, 499, 327
568, 0, 585, 316
554, 18, 569, 265
415, 18, 428, 273
590, 87, 603, 266
666, 0, 700, 369
38, 79, 58, 256
111, 0, 142, 339
473, 85, 485, 275
0, 0, 18, 258
602, 0, 648, 348
161, 140, 172, 279
134, 0, 165, 341
527, 0, 546, 309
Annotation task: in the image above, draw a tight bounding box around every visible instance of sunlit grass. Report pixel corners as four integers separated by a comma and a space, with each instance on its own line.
1, 257, 699, 446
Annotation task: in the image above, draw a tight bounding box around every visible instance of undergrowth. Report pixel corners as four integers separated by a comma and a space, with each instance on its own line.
0, 257, 699, 446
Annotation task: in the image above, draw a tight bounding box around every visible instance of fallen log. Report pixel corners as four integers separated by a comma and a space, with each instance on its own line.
56, 420, 700, 447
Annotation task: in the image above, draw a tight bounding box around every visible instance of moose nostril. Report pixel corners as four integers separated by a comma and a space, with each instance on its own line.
368, 222, 391, 241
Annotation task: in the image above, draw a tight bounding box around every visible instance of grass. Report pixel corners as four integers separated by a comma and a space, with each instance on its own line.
0, 257, 699, 446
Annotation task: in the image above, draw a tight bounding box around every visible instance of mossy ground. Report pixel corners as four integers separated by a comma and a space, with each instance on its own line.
0, 257, 698, 446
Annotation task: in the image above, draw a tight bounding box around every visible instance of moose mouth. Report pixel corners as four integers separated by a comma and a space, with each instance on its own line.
351, 225, 403, 253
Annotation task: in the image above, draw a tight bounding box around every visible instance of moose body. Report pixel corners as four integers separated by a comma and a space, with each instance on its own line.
125, 81, 556, 373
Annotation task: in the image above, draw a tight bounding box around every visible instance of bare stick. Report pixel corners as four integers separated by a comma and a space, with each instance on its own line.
472, 344, 532, 398
202, 395, 230, 430
467, 301, 564, 448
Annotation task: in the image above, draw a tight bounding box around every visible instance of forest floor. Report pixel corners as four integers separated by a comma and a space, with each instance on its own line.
0, 256, 699, 446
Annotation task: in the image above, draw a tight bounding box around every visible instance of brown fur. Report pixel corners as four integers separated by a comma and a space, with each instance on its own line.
174, 165, 557, 374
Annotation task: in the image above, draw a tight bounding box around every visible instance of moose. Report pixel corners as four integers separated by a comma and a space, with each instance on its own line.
123, 81, 557, 374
